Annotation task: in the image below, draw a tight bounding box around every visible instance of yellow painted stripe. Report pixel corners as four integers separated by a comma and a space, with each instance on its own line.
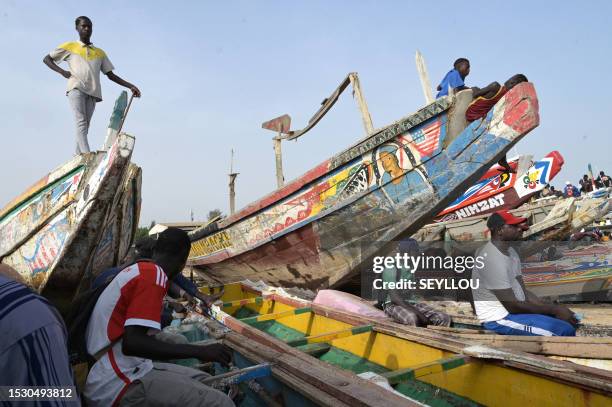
240, 307, 312, 324
287, 325, 372, 347
383, 355, 471, 384
222, 296, 264, 308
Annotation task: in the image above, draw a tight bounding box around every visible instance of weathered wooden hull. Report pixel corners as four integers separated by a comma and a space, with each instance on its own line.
189, 83, 540, 289
414, 196, 610, 244
434, 150, 564, 222
0, 134, 140, 307
200, 281, 612, 406
523, 241, 612, 298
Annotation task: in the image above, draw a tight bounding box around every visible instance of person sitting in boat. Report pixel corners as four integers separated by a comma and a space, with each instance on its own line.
579, 174, 594, 194
596, 170, 611, 188
471, 210, 578, 336
436, 58, 470, 98
83, 227, 234, 407
43, 16, 141, 155
465, 74, 528, 122
0, 264, 77, 398
563, 181, 580, 197
379, 239, 451, 327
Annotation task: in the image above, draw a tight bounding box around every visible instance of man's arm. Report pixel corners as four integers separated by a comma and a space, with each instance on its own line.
490, 287, 577, 326
105, 71, 141, 97
43, 55, 71, 79
471, 82, 501, 99
122, 325, 231, 364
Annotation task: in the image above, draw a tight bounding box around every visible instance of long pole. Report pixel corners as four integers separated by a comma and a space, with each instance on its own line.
415, 50, 434, 104
229, 149, 238, 215
273, 133, 284, 188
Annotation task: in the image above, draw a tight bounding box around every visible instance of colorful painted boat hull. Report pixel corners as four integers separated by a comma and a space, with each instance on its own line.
199, 281, 612, 406
188, 83, 540, 289
523, 242, 612, 299
435, 150, 564, 222
0, 94, 141, 307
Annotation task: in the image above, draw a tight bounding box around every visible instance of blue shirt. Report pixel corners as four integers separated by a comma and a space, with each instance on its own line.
436, 69, 465, 98
0, 276, 77, 399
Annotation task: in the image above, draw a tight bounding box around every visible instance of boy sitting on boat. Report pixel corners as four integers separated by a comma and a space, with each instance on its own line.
436, 58, 470, 98
465, 74, 528, 122
471, 210, 577, 336
379, 239, 451, 327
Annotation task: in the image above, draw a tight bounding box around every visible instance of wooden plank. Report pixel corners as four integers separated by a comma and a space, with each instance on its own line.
200, 363, 272, 386
300, 343, 331, 357
383, 355, 471, 384
286, 325, 373, 347
222, 296, 264, 308
239, 307, 312, 324
348, 73, 374, 135
221, 329, 420, 407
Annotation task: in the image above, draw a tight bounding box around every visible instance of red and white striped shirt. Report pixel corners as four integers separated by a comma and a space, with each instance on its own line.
84, 262, 168, 406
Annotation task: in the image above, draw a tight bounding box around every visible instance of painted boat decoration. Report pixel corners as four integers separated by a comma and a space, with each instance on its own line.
196, 281, 612, 406
414, 196, 610, 244
522, 241, 612, 299
434, 150, 564, 222
0, 92, 141, 307
188, 82, 540, 289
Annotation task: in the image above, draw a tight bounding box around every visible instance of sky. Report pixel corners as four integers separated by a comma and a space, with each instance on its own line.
0, 1, 610, 226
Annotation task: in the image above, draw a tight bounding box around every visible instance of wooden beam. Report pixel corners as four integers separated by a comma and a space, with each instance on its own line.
222, 296, 264, 308
201, 363, 272, 387
348, 73, 374, 135
286, 325, 372, 347
383, 355, 471, 384
239, 307, 312, 325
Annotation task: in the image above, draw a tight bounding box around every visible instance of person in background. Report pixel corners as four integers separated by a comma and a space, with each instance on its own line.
471, 211, 577, 336
436, 58, 470, 98
579, 174, 594, 194
563, 181, 580, 197
0, 264, 77, 403
465, 74, 528, 122
379, 239, 451, 327
596, 170, 611, 188
43, 16, 141, 154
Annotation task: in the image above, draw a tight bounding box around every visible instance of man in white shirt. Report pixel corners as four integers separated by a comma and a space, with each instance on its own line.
43, 16, 141, 154
471, 210, 577, 336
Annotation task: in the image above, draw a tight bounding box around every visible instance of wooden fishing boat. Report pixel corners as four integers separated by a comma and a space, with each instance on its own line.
195, 281, 611, 406
434, 151, 564, 222
521, 241, 612, 300
0, 92, 141, 308
188, 81, 540, 289
414, 196, 610, 244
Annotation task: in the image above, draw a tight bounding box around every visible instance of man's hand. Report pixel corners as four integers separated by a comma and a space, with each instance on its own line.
197, 343, 232, 366
553, 306, 579, 326
198, 290, 225, 308
130, 86, 141, 97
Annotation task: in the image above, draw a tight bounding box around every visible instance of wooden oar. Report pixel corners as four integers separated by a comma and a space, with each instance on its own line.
117, 93, 135, 134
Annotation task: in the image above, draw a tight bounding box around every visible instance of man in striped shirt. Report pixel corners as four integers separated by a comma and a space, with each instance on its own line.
0, 264, 78, 405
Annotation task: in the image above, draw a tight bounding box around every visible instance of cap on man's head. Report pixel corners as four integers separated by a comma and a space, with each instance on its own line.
487, 210, 528, 231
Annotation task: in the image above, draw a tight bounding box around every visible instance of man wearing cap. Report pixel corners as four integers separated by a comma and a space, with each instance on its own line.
471, 210, 577, 336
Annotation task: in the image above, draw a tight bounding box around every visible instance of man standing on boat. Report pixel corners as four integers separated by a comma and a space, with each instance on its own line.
436, 58, 470, 98
471, 210, 577, 336
43, 16, 141, 154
